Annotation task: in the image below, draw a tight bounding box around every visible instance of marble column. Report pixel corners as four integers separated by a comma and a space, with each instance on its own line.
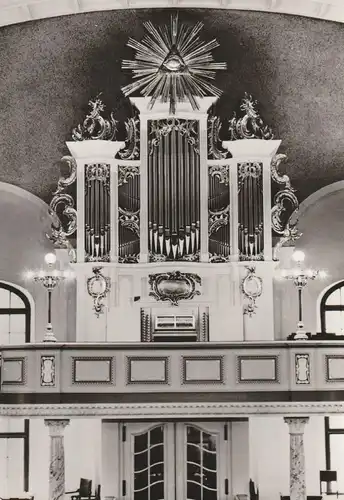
45, 419, 70, 500
284, 417, 309, 500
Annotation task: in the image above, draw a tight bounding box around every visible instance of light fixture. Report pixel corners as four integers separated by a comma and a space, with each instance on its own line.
25, 253, 74, 342
281, 250, 327, 340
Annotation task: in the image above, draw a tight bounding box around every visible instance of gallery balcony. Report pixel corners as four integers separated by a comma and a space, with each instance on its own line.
1, 340, 344, 416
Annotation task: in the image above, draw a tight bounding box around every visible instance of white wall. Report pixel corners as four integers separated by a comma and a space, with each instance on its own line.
29, 419, 101, 500
0, 183, 76, 342
274, 186, 344, 339
249, 416, 326, 500
5, 415, 326, 500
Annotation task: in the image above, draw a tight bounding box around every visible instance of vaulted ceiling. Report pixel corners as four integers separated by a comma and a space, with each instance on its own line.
0, 6, 344, 205
1, 0, 344, 27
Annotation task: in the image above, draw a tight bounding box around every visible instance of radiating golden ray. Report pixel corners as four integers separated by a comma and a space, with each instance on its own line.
121, 14, 227, 114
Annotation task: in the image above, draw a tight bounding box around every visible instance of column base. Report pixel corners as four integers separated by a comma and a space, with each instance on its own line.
43, 323, 57, 343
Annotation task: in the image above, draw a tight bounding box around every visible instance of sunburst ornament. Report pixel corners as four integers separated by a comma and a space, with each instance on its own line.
121, 15, 227, 114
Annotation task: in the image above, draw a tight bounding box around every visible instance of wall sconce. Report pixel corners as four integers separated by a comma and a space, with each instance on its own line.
281, 250, 326, 340
26, 253, 74, 342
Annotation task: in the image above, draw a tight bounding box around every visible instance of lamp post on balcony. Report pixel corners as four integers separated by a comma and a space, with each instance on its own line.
281, 250, 326, 341
26, 253, 73, 342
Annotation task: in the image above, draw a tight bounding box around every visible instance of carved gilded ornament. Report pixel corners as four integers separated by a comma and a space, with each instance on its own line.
72, 97, 117, 141
149, 271, 201, 306
86, 267, 111, 317
241, 266, 263, 316
228, 93, 274, 141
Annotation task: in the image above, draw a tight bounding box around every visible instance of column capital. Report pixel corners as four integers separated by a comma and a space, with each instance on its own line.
284, 416, 309, 434
45, 419, 70, 436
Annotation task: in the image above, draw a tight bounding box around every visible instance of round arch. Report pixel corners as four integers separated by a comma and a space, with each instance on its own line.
0, 182, 49, 213
0, 280, 35, 343
297, 180, 344, 220
0, 1, 342, 30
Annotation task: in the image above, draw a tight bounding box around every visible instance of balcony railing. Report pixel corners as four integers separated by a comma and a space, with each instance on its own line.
1, 341, 344, 404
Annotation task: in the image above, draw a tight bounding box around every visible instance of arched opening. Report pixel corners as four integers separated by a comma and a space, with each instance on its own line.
0, 282, 31, 343
320, 281, 344, 335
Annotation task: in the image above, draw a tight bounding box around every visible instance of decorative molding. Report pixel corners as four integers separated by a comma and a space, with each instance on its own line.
86, 267, 111, 317
182, 356, 224, 384
72, 357, 114, 384
241, 266, 263, 316
149, 271, 201, 306
72, 97, 117, 141
3, 401, 344, 418
41, 356, 56, 387
325, 355, 344, 382
295, 354, 310, 385
238, 355, 279, 383
2, 357, 26, 385
126, 356, 169, 384
228, 93, 273, 140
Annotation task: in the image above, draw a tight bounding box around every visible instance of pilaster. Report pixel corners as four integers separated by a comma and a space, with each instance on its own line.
284, 417, 309, 500
45, 419, 70, 500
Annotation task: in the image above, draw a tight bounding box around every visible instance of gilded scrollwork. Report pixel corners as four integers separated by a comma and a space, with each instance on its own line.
207, 115, 228, 160
209, 205, 230, 235
241, 266, 263, 317
271, 154, 299, 237
53, 156, 77, 195
86, 267, 111, 317
72, 97, 117, 141
209, 253, 230, 263
47, 155, 77, 262
271, 154, 292, 189
273, 218, 302, 261
228, 93, 273, 141
118, 116, 140, 160
118, 165, 140, 187
118, 207, 140, 237
118, 254, 140, 264
149, 119, 199, 154
208, 164, 230, 186
149, 271, 201, 306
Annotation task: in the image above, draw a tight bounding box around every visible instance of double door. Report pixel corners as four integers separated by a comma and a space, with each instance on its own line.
121, 421, 230, 500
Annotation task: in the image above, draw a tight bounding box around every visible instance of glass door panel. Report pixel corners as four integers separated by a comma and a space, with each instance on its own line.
123, 423, 175, 500
122, 422, 229, 500
176, 422, 229, 500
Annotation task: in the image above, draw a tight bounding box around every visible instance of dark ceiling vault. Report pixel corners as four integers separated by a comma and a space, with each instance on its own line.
0, 8, 343, 204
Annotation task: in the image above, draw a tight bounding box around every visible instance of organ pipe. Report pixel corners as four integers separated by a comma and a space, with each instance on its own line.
84, 163, 111, 262
237, 162, 264, 260
148, 119, 200, 261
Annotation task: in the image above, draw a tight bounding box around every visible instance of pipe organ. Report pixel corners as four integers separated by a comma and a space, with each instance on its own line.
46, 17, 300, 343
56, 94, 297, 267
49, 93, 298, 343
